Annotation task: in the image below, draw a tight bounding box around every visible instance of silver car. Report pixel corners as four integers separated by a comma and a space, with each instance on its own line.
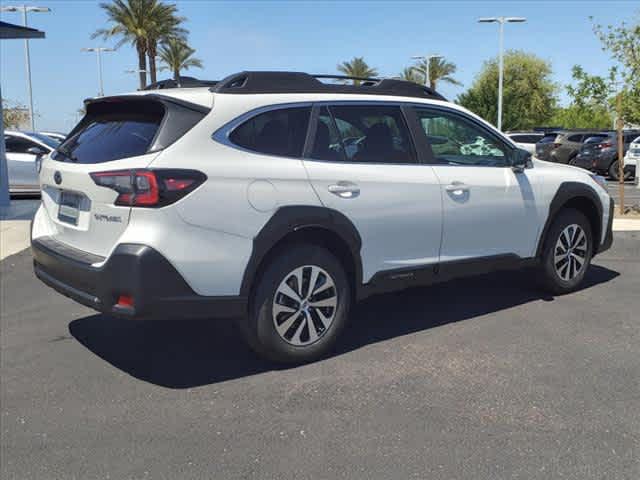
5, 130, 59, 195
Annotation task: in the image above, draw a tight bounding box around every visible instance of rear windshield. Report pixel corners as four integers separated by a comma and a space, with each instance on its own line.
53, 100, 165, 164
584, 135, 607, 144
538, 134, 558, 143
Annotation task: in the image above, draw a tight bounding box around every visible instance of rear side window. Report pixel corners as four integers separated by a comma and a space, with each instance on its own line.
230, 107, 311, 157
568, 134, 583, 142
327, 105, 415, 163
54, 100, 165, 164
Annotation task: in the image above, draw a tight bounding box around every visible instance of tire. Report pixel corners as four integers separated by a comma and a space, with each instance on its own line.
538, 208, 593, 295
568, 155, 578, 166
239, 245, 351, 363
608, 160, 633, 181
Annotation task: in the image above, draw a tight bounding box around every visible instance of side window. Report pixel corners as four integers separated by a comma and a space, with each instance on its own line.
230, 107, 311, 158
4, 136, 38, 154
310, 106, 345, 161
568, 134, 583, 142
414, 108, 508, 167
328, 105, 416, 163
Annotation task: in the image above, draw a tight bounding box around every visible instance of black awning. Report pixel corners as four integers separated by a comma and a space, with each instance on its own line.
0, 20, 45, 39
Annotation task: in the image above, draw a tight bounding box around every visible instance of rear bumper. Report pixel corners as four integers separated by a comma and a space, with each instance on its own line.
596, 199, 614, 255
32, 236, 247, 320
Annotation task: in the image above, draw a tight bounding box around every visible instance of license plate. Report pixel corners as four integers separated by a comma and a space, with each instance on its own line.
58, 191, 81, 225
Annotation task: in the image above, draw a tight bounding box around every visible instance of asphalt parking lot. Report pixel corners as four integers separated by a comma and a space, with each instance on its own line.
1, 229, 638, 479
606, 180, 640, 207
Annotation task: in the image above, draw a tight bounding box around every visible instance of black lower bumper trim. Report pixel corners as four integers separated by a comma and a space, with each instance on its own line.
596, 198, 614, 255
32, 237, 247, 320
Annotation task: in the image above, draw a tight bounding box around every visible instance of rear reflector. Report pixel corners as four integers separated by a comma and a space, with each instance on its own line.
90, 169, 206, 208
117, 295, 134, 307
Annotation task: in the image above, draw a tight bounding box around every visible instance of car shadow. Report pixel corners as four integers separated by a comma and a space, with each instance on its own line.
69, 264, 619, 389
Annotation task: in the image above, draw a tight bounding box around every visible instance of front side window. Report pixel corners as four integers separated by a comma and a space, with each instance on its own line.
230, 107, 311, 158
414, 108, 509, 166
4, 136, 40, 154
327, 105, 416, 163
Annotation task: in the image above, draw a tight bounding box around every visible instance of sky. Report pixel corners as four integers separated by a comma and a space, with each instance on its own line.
1, 0, 637, 132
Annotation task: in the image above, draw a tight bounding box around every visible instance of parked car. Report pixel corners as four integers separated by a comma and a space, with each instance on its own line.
506, 131, 544, 155
573, 134, 610, 171
40, 131, 67, 142
31, 71, 613, 364
574, 131, 640, 180
4, 130, 59, 195
623, 135, 639, 179
535, 130, 604, 164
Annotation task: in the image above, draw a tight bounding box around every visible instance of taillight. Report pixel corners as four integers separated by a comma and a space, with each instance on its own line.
553, 143, 561, 149
90, 169, 206, 207
596, 142, 613, 149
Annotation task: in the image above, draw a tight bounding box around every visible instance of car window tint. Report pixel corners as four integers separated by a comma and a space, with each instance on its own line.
414, 108, 508, 167
328, 105, 415, 163
568, 134, 583, 142
4, 136, 39, 154
539, 134, 558, 144
310, 106, 345, 162
230, 107, 311, 158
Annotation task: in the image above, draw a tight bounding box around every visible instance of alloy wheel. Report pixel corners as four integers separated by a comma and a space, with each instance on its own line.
272, 265, 338, 346
554, 224, 588, 281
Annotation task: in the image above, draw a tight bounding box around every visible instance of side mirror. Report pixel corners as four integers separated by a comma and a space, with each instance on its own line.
27, 146, 47, 157
512, 148, 533, 173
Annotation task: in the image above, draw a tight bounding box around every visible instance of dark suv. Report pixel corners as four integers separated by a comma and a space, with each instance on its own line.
575, 131, 640, 180
535, 131, 603, 164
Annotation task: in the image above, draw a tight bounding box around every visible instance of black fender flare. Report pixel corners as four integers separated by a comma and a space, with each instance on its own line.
239, 206, 363, 298
535, 181, 603, 258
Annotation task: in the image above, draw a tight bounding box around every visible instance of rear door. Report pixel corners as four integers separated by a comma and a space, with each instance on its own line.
303, 103, 443, 284
38, 96, 206, 257
5, 134, 41, 191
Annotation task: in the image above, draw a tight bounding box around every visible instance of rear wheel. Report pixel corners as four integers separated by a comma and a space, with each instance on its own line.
539, 209, 593, 295
240, 245, 351, 363
609, 161, 632, 181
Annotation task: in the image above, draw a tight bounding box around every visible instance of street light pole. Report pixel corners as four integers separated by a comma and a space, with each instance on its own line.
411, 54, 443, 89
82, 47, 114, 97
1, 5, 51, 131
478, 16, 526, 131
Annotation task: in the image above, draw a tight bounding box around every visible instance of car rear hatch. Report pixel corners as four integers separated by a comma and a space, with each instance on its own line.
535, 133, 559, 160
38, 94, 210, 259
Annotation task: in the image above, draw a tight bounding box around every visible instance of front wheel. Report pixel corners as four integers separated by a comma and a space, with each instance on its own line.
240, 245, 351, 363
609, 161, 633, 181
539, 209, 593, 295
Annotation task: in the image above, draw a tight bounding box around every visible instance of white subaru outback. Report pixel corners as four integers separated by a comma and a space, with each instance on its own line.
31, 71, 614, 363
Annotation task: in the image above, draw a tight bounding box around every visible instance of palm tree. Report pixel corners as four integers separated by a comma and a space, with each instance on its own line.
158, 38, 203, 83
413, 57, 462, 90
336, 57, 378, 86
145, 5, 186, 84
398, 67, 424, 84
93, 0, 185, 89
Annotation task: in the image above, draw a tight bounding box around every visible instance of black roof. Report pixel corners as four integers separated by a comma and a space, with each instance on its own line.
144, 76, 218, 90
210, 71, 447, 101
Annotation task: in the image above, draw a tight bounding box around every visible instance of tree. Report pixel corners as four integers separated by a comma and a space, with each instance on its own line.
145, 5, 186, 84
158, 38, 203, 82
457, 50, 557, 131
591, 14, 640, 124
336, 57, 378, 85
398, 67, 423, 84
548, 65, 614, 129
93, 0, 186, 89
412, 57, 461, 90
2, 99, 30, 129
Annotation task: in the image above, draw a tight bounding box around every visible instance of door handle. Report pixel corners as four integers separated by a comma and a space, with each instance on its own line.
328, 181, 360, 198
445, 182, 469, 195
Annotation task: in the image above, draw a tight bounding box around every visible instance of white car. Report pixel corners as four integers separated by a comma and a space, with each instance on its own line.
507, 131, 544, 156
5, 130, 59, 194
40, 131, 67, 142
623, 135, 639, 179
31, 71, 614, 363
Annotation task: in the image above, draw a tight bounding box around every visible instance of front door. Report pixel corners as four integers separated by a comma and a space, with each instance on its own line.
411, 106, 539, 263
303, 104, 443, 284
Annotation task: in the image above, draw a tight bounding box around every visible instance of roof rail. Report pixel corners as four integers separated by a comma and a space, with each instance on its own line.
144, 76, 219, 90
210, 71, 447, 101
